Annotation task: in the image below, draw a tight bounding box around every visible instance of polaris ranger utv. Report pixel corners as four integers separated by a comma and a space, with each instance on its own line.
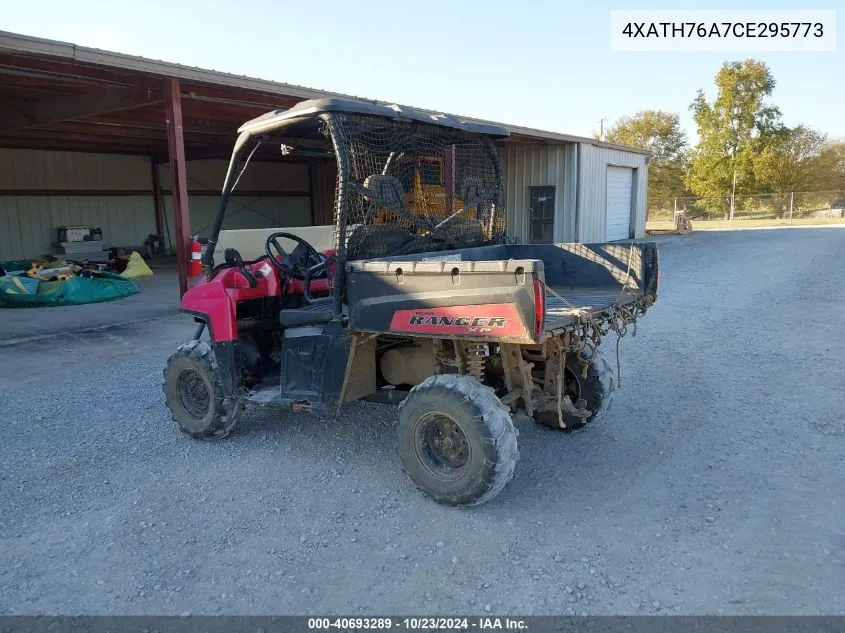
163, 98, 659, 506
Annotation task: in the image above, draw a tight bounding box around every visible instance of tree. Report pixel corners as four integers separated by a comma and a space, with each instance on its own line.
685, 59, 785, 217
755, 126, 829, 193
605, 110, 686, 160
752, 126, 831, 216
818, 141, 845, 190
605, 111, 688, 205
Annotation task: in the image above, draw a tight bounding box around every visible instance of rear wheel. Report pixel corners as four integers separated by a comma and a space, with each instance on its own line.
397, 374, 518, 506
163, 340, 242, 439
535, 343, 616, 431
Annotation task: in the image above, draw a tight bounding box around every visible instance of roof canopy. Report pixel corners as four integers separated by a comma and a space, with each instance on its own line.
0, 30, 649, 158
238, 98, 511, 138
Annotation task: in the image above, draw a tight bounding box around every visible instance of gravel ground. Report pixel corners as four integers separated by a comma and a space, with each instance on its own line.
1, 227, 844, 615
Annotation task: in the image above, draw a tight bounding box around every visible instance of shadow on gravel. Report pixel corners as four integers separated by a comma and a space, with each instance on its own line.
228, 393, 665, 514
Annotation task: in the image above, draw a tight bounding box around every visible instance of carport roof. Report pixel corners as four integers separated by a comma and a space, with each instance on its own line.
0, 30, 651, 158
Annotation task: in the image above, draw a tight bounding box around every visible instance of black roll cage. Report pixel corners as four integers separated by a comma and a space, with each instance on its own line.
202, 99, 510, 320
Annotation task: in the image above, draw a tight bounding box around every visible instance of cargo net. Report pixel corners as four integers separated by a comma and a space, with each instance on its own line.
326, 113, 506, 262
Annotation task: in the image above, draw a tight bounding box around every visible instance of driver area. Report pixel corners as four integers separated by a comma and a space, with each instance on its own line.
214, 225, 339, 327
264, 230, 337, 328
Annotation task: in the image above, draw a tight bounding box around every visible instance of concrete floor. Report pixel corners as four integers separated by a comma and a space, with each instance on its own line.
0, 261, 182, 344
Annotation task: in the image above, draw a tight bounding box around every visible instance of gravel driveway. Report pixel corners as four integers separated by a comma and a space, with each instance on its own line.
1, 227, 843, 615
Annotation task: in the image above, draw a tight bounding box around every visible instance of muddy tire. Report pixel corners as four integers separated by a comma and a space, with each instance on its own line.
397, 374, 518, 506
162, 340, 242, 440
535, 342, 616, 431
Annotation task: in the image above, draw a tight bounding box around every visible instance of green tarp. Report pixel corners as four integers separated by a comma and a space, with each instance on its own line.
0, 260, 32, 274
0, 271, 139, 307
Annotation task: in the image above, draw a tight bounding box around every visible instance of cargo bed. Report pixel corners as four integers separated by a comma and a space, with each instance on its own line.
345, 241, 658, 343
543, 286, 639, 332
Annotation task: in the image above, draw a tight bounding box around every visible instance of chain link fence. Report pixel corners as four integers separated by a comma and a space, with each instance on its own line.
648, 191, 845, 223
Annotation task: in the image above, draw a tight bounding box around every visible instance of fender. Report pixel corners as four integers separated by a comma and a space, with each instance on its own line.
181, 260, 281, 342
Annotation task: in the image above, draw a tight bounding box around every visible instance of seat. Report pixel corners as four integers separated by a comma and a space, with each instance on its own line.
278, 301, 335, 327
361, 174, 408, 217
359, 174, 431, 230
457, 175, 495, 213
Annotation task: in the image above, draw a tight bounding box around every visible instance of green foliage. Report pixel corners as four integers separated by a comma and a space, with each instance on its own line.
818, 141, 845, 189
685, 59, 784, 202
605, 111, 688, 203
605, 110, 686, 160
754, 126, 830, 194
619, 58, 840, 221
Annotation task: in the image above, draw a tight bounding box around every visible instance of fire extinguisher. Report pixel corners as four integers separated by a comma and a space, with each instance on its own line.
188, 237, 202, 278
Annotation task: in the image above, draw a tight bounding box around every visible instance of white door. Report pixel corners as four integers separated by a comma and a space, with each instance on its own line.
606, 166, 633, 241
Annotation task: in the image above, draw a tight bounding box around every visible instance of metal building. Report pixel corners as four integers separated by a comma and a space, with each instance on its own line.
0, 30, 649, 292
499, 138, 649, 244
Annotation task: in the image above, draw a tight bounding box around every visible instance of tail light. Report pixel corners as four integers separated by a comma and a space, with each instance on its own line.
532, 278, 545, 338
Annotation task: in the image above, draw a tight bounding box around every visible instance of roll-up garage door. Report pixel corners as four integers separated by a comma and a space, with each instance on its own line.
606, 166, 633, 241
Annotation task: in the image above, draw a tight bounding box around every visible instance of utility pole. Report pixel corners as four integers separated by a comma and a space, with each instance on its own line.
598, 118, 606, 141
729, 167, 737, 224
789, 191, 794, 226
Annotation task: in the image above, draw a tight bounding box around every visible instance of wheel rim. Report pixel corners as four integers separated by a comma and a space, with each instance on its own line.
414, 412, 470, 481
177, 368, 211, 419
563, 366, 583, 405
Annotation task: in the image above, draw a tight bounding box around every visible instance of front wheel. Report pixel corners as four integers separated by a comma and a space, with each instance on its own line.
163, 340, 242, 439
397, 374, 519, 506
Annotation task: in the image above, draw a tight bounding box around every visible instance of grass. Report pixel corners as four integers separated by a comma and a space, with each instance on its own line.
646, 217, 845, 232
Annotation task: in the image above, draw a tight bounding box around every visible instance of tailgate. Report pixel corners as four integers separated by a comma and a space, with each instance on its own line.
345, 258, 541, 343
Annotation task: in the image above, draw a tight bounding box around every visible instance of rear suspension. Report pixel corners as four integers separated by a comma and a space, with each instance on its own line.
465, 343, 487, 382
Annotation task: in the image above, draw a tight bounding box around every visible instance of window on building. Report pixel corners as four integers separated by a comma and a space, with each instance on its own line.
528, 186, 555, 244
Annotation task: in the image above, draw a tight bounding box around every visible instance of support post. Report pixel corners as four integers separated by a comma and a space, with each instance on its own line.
150, 154, 165, 251
164, 78, 191, 297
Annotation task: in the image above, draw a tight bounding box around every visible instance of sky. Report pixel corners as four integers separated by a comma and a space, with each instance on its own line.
1, 0, 842, 143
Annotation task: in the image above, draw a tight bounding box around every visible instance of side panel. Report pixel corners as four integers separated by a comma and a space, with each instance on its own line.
389, 304, 526, 337
278, 321, 352, 415
341, 336, 378, 403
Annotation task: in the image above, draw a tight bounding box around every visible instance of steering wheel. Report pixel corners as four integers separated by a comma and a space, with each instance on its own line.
265, 232, 323, 280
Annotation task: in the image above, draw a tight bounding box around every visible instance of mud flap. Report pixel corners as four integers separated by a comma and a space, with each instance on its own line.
279, 319, 351, 415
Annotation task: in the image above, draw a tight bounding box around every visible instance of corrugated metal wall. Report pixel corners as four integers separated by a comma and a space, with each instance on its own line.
310, 160, 337, 226
156, 159, 309, 193
576, 144, 648, 242
499, 143, 577, 243
1, 142, 648, 260
156, 159, 313, 251
0, 149, 326, 260
0, 196, 155, 261
0, 148, 152, 190
0, 149, 154, 260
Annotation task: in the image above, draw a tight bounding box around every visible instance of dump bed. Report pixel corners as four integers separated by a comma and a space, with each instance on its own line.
345, 242, 658, 344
